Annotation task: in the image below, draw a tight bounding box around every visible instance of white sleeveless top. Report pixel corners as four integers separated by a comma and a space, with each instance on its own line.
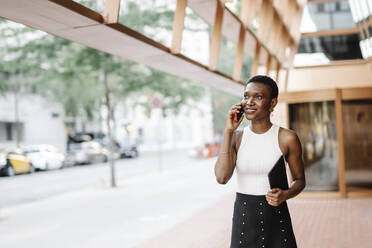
235, 123, 283, 195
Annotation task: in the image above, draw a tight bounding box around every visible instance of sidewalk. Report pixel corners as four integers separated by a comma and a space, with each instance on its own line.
0, 157, 234, 248
1, 153, 371, 248
137, 195, 372, 248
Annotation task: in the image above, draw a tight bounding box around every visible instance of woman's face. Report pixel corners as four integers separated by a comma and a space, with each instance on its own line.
242, 82, 277, 121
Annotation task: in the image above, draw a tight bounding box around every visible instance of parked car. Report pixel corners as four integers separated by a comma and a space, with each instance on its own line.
0, 148, 34, 176
93, 138, 138, 159
66, 141, 109, 165
23, 144, 65, 171
117, 145, 138, 158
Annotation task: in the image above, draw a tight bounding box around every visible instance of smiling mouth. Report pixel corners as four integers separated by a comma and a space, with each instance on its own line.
245, 108, 257, 113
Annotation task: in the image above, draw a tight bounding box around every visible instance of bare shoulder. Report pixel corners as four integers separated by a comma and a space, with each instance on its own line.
279, 127, 298, 142
278, 127, 301, 155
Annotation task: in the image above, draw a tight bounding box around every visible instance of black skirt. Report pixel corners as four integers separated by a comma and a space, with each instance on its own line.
230, 192, 297, 248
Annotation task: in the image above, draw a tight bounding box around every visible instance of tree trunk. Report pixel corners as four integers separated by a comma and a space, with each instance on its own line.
98, 100, 103, 133
102, 54, 116, 188
111, 102, 117, 139
13, 72, 21, 148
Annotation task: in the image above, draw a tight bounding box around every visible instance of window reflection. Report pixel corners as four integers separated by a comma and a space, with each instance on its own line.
307, 0, 355, 30
343, 100, 372, 190
289, 101, 338, 192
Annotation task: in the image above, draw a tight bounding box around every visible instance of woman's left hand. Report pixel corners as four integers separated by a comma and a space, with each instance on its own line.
266, 188, 288, 206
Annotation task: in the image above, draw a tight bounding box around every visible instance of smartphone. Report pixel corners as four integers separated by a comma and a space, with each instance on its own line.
234, 106, 244, 122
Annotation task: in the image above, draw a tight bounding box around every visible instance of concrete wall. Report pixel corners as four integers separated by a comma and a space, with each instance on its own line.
0, 94, 66, 152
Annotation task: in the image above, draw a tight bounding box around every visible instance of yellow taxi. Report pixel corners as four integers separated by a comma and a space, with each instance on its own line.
0, 148, 34, 176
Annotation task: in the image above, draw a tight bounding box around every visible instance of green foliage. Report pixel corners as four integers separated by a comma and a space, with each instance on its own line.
242, 55, 253, 83
120, 2, 175, 33
218, 38, 237, 76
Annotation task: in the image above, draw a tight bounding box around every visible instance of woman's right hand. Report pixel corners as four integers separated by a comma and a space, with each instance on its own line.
225, 101, 245, 132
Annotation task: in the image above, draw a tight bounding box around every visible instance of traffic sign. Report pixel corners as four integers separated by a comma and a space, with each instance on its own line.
150, 94, 163, 108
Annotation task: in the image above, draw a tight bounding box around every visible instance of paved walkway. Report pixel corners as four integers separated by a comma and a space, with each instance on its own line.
0, 157, 234, 248
1, 151, 371, 248
137, 195, 372, 248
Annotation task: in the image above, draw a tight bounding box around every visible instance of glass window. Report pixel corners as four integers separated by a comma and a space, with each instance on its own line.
343, 100, 372, 192
298, 34, 362, 61
6, 122, 12, 141
225, 0, 242, 17
118, 0, 177, 48
335, 2, 341, 11
217, 37, 237, 76
340, 2, 350, 11
241, 54, 253, 82
325, 2, 336, 12
73, 0, 104, 13
368, 0, 372, 15
307, 0, 355, 30
289, 101, 338, 192
317, 3, 325, 12
182, 7, 212, 66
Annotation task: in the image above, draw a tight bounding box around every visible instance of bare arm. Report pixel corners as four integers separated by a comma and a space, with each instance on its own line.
214, 129, 237, 184
266, 129, 306, 205
283, 130, 306, 199
214, 102, 244, 184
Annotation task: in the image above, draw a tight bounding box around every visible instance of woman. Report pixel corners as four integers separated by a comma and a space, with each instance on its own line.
214, 75, 306, 248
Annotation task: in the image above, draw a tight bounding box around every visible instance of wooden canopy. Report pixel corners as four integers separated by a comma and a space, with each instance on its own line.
0, 0, 306, 96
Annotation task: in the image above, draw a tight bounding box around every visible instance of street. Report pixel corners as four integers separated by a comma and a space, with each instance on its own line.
0, 149, 235, 248
1, 149, 202, 208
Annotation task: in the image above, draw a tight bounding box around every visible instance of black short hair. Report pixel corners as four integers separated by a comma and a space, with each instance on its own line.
247, 75, 278, 99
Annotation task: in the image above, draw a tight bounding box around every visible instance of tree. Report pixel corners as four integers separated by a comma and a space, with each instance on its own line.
0, 0, 253, 185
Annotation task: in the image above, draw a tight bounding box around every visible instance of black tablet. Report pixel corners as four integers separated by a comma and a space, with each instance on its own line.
268, 156, 289, 190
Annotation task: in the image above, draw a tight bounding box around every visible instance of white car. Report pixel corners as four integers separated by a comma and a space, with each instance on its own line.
23, 145, 65, 171
66, 141, 109, 165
